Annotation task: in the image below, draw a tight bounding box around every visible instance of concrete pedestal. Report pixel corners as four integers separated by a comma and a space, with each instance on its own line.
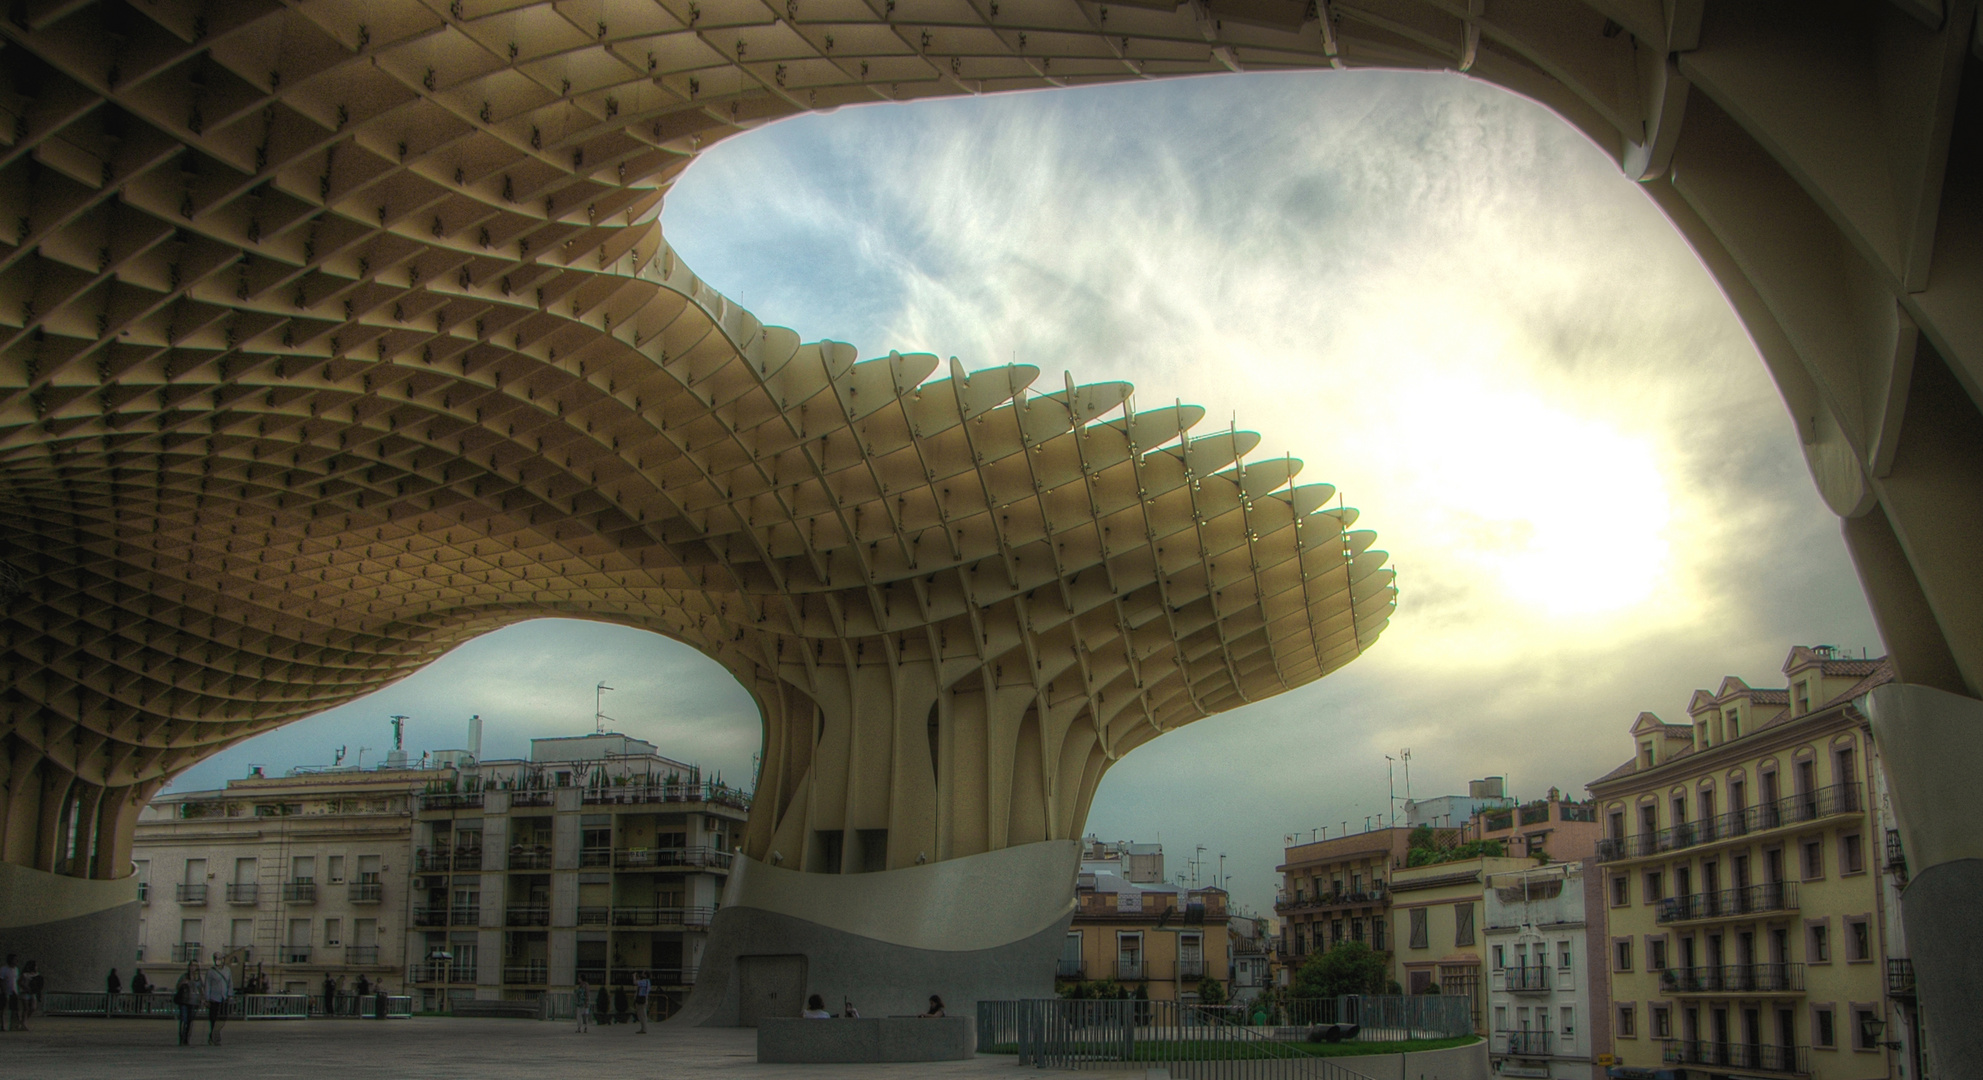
675, 840, 1078, 1027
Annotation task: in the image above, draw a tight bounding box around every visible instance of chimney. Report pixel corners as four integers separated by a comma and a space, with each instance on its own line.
468, 714, 483, 765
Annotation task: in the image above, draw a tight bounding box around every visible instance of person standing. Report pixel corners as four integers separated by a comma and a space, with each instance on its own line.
107, 967, 121, 995
21, 961, 40, 1023
634, 971, 651, 1033
201, 955, 231, 1044
573, 975, 591, 1033
374, 982, 388, 1021
322, 974, 336, 1017
173, 965, 198, 1046
0, 954, 18, 1032
132, 969, 151, 998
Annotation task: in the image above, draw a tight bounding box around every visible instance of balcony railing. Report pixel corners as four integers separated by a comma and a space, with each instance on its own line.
414, 848, 484, 873
610, 846, 734, 871
577, 906, 610, 926
1117, 960, 1144, 981
609, 905, 715, 928
509, 789, 555, 807
407, 962, 476, 984
502, 964, 548, 985
1599, 784, 1861, 862
412, 905, 480, 927
1656, 882, 1799, 924
1660, 963, 1804, 994
177, 883, 208, 904
348, 881, 382, 903
1885, 830, 1908, 884
345, 946, 380, 965
1056, 959, 1085, 979
504, 905, 551, 927
226, 883, 258, 904
582, 781, 751, 810
173, 942, 202, 963
579, 848, 613, 868
418, 791, 484, 811
1274, 886, 1388, 913
1501, 1030, 1552, 1056
282, 946, 312, 964
1178, 959, 1206, 980
507, 850, 554, 870
1503, 965, 1549, 992
607, 966, 700, 986
1887, 958, 1915, 997
282, 881, 317, 903
1664, 1040, 1810, 1075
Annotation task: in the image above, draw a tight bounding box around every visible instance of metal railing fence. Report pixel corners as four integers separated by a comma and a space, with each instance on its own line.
1277, 995, 1476, 1042
42, 993, 411, 1019
984, 998, 1464, 1078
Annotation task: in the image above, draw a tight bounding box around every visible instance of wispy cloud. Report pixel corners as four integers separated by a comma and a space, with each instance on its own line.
183, 71, 1880, 916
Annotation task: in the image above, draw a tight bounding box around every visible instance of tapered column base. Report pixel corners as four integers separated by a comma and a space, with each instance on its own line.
0, 863, 138, 990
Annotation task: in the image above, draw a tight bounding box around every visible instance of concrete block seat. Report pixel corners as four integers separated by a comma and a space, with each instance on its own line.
756, 1016, 976, 1063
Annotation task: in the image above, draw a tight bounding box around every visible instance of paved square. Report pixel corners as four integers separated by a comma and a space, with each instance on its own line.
0, 1017, 1049, 1079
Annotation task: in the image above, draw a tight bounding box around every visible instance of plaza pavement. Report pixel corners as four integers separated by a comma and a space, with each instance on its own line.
0, 1016, 1066, 1078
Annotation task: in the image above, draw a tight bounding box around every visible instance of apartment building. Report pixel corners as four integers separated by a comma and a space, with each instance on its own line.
1230, 915, 1274, 1005
1484, 861, 1611, 1080
1060, 846, 1232, 1004
1475, 790, 1604, 863
1588, 646, 1899, 1080
1275, 827, 1436, 971
1391, 854, 1529, 1031
406, 733, 749, 1013
133, 765, 437, 995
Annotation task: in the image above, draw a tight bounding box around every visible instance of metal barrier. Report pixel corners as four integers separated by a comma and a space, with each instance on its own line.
982, 999, 1395, 1079
1277, 996, 1475, 1042
44, 992, 411, 1019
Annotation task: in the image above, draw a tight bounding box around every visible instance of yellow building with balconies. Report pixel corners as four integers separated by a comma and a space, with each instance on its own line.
1588, 646, 1898, 1080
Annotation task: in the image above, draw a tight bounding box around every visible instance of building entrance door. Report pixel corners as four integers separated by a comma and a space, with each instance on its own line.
736, 955, 807, 1027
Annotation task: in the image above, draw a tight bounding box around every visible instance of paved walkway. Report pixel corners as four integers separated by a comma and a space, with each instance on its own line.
0, 1017, 1059, 1078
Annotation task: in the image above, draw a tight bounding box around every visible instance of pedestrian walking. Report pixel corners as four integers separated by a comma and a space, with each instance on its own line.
0, 954, 18, 1032
634, 971, 651, 1033
594, 984, 611, 1026
21, 961, 40, 1022
173, 965, 198, 1046
322, 974, 336, 1017
202, 954, 231, 1044
574, 975, 591, 1033
374, 983, 388, 1021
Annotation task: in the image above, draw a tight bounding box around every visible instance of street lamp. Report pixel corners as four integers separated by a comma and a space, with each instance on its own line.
1861, 1015, 1902, 1052
428, 948, 454, 1013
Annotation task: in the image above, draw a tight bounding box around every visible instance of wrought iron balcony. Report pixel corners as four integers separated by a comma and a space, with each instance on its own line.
502, 964, 547, 985
1656, 882, 1798, 924
610, 846, 735, 870
1177, 959, 1206, 980
172, 942, 202, 963
1117, 960, 1144, 981
282, 881, 317, 903
225, 883, 258, 904
1887, 958, 1915, 997
1660, 963, 1804, 994
1501, 1030, 1551, 1056
509, 789, 554, 807
579, 847, 613, 867
1664, 1040, 1809, 1075
345, 946, 380, 965
577, 906, 610, 925
1503, 965, 1549, 992
418, 791, 483, 811
282, 945, 312, 964
507, 849, 554, 870
176, 883, 207, 904
609, 905, 715, 928
504, 905, 550, 927
1056, 959, 1085, 979
1598, 784, 1860, 863
348, 881, 382, 903
1885, 830, 1908, 885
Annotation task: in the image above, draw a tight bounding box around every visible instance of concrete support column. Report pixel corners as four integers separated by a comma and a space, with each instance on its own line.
1865, 684, 1983, 1080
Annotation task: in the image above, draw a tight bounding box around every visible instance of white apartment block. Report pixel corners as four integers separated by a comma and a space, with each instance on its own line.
133, 766, 437, 996
406, 733, 749, 1014
1486, 861, 1608, 1080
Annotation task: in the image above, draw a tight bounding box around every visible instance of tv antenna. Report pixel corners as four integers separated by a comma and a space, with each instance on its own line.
389, 716, 408, 751
594, 682, 615, 734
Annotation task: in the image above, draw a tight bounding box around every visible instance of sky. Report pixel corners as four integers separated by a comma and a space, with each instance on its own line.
171, 69, 1882, 918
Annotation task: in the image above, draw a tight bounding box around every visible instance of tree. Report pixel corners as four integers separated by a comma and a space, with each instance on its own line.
1195, 975, 1228, 1005
1292, 941, 1389, 999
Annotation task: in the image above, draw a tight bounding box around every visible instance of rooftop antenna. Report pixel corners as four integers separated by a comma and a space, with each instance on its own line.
595, 682, 615, 735
389, 716, 408, 752
333, 746, 347, 767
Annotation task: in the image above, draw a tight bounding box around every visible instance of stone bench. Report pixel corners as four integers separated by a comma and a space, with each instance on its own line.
448, 999, 545, 1020
757, 1016, 976, 1063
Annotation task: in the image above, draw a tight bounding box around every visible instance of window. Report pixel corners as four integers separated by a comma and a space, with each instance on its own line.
1841, 833, 1864, 874
327, 855, 345, 883
1846, 917, 1871, 962
1727, 709, 1741, 738
1617, 1005, 1636, 1038
1454, 902, 1475, 946
1409, 908, 1428, 949
1814, 1006, 1836, 1048
1649, 937, 1668, 971
1652, 1006, 1671, 1038
1557, 940, 1572, 969
1644, 871, 1663, 902
325, 918, 341, 946
1561, 1007, 1575, 1039
357, 854, 382, 884
1493, 945, 1506, 969
1802, 839, 1824, 880
1614, 939, 1633, 972
1852, 1007, 1878, 1051
1808, 921, 1831, 963
291, 855, 315, 883
1611, 876, 1628, 907
1373, 917, 1386, 951
1794, 683, 1809, 716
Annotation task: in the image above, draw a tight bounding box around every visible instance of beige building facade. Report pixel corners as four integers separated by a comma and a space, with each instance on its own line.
133, 766, 436, 997
1391, 855, 1531, 1032
1059, 852, 1232, 1005
1275, 827, 1438, 974
1589, 647, 1900, 1080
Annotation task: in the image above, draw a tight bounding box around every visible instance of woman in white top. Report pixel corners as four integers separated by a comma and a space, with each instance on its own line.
800, 993, 833, 1019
